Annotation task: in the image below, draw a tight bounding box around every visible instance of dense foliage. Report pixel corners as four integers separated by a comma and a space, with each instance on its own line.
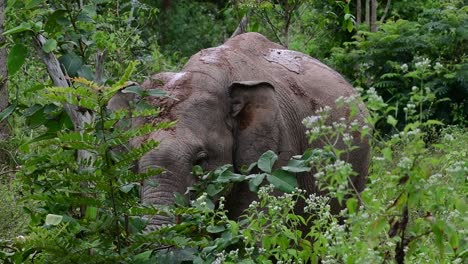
330, 2, 468, 128
0, 0, 466, 263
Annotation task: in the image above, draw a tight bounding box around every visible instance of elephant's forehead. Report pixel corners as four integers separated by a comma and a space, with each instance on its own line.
178, 93, 228, 119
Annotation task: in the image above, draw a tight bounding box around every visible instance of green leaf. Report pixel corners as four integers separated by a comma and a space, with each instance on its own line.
120, 183, 136, 193
0, 101, 17, 122
424, 120, 444, 126
282, 159, 311, 173
122, 85, 144, 96
84, 207, 98, 220
347, 20, 354, 32
3, 22, 32, 35
387, 115, 398, 127
174, 193, 188, 207
146, 180, 158, 187
248, 173, 266, 192
7, 43, 27, 75
192, 165, 204, 176
147, 89, 166, 97
241, 162, 258, 174
206, 184, 223, 197
258, 150, 277, 173
346, 197, 358, 214
42, 38, 57, 53
58, 52, 83, 77
45, 214, 63, 226
267, 169, 297, 193
44, 10, 68, 33
207, 225, 225, 233
25, 0, 43, 9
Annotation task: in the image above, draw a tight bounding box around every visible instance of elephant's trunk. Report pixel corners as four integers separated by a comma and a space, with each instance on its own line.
138, 137, 192, 230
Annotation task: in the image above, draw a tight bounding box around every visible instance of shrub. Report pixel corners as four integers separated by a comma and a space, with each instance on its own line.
329, 2, 467, 128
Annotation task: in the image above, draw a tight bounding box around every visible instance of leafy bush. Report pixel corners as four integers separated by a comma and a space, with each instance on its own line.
329, 2, 467, 128
152, 0, 236, 58
0, 64, 176, 263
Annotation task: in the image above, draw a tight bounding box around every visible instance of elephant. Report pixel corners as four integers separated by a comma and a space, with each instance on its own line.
108, 32, 370, 230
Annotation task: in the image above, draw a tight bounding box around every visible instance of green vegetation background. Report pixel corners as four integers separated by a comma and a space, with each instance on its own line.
0, 0, 466, 263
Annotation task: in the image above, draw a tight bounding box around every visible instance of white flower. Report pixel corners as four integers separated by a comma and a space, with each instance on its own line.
434, 62, 443, 71
443, 133, 454, 141
398, 157, 413, 169
415, 57, 431, 70
411, 86, 419, 92
302, 115, 321, 128
401, 63, 408, 72
314, 171, 324, 179
343, 133, 352, 144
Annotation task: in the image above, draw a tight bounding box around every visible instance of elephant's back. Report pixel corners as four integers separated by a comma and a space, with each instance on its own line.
188, 33, 356, 104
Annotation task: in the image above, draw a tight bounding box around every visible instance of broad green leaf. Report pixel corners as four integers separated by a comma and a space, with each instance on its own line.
174, 192, 188, 207
369, 217, 387, 237
267, 169, 297, 193
42, 38, 57, 53
207, 225, 225, 233
58, 52, 83, 77
122, 85, 144, 96
248, 173, 266, 192
216, 169, 245, 183
147, 89, 167, 97
241, 162, 257, 174
45, 214, 63, 225
346, 197, 358, 214
206, 184, 223, 197
387, 115, 398, 127
84, 207, 97, 220
120, 183, 136, 193
382, 147, 393, 161
282, 159, 311, 173
77, 65, 94, 80
258, 150, 277, 173
0, 102, 17, 122
424, 119, 444, 126
7, 43, 27, 75
3, 22, 31, 35
347, 20, 353, 32
44, 10, 68, 33
146, 180, 158, 187
25, 0, 42, 9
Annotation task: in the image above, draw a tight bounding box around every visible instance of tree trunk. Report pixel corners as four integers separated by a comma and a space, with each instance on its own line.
0, 0, 9, 143
365, 0, 370, 27
356, 0, 362, 25
370, 0, 378, 32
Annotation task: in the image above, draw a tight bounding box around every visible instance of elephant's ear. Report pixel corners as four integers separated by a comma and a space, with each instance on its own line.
229, 81, 289, 169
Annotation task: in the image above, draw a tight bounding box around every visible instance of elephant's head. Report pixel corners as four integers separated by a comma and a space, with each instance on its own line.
109, 71, 292, 229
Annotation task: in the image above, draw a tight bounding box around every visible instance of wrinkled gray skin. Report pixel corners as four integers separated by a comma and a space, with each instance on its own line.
109, 33, 370, 230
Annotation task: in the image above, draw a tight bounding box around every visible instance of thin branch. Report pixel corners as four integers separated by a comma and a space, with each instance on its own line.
126, 0, 137, 31
231, 15, 249, 38
0, 170, 18, 176
258, 9, 284, 45
379, 0, 392, 23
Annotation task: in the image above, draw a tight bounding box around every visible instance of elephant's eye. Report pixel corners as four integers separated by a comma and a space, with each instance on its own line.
194, 151, 208, 165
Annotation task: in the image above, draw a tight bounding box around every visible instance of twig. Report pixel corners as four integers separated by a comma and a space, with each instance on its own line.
231, 15, 249, 38
395, 205, 409, 264
257, 9, 283, 45
0, 169, 18, 176
379, 0, 392, 23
